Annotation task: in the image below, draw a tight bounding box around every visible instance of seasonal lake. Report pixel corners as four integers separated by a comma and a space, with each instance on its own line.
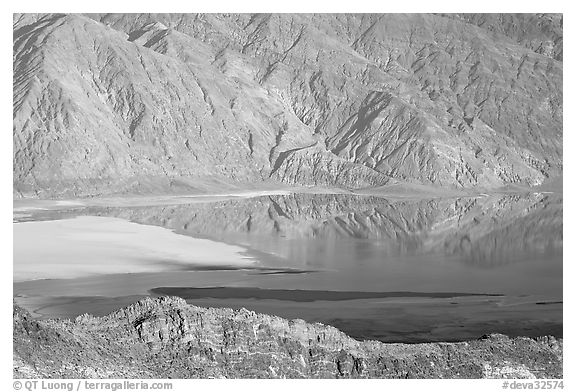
13, 191, 562, 343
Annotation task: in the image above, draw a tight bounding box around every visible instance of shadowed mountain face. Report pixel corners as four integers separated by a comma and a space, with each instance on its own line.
13, 13, 562, 197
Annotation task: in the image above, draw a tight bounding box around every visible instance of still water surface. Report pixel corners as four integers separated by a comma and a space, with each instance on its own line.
13, 192, 562, 343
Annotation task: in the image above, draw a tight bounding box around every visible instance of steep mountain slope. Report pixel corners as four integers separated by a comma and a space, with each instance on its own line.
443, 13, 563, 60
13, 297, 563, 378
13, 13, 562, 197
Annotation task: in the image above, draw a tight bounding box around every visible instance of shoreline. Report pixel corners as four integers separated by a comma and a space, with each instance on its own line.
13, 293, 563, 344
13, 288, 562, 345
13, 190, 563, 350
13, 179, 563, 211
13, 215, 262, 282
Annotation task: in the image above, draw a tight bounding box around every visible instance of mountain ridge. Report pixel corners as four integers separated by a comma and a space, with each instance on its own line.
13, 296, 563, 378
13, 13, 562, 197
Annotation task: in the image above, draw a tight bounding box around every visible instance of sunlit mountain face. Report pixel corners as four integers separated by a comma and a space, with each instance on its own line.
14, 14, 562, 198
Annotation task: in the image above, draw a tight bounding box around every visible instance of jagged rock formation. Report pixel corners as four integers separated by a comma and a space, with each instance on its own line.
13, 296, 563, 378
13, 13, 562, 197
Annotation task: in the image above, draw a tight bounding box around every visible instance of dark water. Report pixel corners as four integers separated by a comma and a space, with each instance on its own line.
13, 192, 563, 343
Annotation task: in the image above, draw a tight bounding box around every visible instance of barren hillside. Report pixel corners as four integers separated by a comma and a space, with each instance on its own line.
13, 13, 562, 197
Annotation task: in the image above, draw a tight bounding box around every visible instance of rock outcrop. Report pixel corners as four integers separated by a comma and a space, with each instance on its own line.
13, 13, 562, 197
13, 297, 563, 379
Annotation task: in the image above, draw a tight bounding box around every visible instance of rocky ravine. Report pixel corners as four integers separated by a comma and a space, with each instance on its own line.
13, 296, 562, 379
13, 14, 562, 197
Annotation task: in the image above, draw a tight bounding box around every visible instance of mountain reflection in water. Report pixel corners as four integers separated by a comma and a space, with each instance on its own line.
14, 192, 562, 342
78, 192, 562, 268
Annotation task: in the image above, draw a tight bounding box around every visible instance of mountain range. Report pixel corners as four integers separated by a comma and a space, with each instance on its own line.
13, 13, 563, 197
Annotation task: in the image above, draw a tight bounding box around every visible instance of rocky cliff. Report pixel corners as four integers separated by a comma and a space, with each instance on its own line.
13, 13, 562, 197
13, 296, 563, 378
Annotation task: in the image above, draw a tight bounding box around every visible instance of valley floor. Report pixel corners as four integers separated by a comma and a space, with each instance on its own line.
12, 187, 563, 378
14, 215, 259, 282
